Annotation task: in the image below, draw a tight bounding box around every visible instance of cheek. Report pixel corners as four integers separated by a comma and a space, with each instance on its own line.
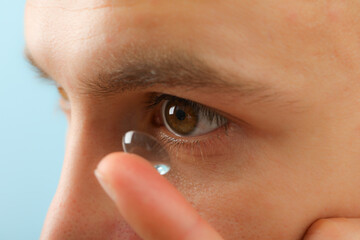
166, 148, 328, 240
172, 177, 304, 240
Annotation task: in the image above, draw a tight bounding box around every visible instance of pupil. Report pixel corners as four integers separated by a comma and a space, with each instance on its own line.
175, 109, 186, 121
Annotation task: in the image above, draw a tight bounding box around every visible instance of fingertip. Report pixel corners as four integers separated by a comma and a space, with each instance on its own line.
96, 151, 156, 182
96, 152, 138, 174
94, 151, 223, 240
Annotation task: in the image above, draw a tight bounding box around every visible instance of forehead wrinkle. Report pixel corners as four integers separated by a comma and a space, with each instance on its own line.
27, 0, 155, 12
27, 2, 112, 12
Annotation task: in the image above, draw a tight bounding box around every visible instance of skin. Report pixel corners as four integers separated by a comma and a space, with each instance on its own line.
25, 0, 360, 239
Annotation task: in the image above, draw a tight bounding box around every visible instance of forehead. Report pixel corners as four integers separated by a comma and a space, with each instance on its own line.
24, 0, 358, 91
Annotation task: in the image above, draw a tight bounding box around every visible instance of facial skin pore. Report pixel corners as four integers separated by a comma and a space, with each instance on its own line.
25, 0, 360, 239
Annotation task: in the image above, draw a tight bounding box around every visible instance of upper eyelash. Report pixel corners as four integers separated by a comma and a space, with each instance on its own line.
145, 93, 228, 127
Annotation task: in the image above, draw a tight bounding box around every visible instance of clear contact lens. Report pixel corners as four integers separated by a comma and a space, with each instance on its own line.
122, 131, 171, 175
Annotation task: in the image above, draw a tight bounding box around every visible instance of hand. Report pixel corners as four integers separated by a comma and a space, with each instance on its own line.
303, 218, 360, 240
94, 152, 223, 240
95, 152, 360, 240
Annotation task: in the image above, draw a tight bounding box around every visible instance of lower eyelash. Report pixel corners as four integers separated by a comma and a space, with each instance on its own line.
155, 123, 232, 160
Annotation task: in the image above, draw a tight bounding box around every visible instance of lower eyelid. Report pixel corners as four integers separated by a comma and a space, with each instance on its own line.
154, 123, 236, 159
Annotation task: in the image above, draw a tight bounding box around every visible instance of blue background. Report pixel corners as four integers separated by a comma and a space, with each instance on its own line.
0, 1, 67, 239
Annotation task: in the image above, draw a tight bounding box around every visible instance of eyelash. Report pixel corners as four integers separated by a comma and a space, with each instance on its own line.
145, 93, 228, 127
144, 93, 232, 158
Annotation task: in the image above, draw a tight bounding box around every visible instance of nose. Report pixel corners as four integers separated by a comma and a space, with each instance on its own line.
40, 118, 141, 240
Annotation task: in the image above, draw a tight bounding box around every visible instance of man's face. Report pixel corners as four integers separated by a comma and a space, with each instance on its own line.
25, 0, 360, 239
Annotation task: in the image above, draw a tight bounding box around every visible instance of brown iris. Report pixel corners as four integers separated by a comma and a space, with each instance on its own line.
164, 99, 199, 136
57, 87, 69, 101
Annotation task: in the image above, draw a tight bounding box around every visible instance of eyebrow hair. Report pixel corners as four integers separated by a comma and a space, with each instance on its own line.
82, 46, 276, 100
24, 46, 294, 107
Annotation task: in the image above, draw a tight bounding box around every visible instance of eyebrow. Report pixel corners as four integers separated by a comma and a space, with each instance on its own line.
24, 46, 292, 107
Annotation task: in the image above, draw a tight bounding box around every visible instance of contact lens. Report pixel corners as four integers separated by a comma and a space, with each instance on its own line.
122, 131, 171, 175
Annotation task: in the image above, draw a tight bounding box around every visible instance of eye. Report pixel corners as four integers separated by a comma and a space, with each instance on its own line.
56, 86, 71, 112
160, 97, 228, 137
57, 87, 69, 101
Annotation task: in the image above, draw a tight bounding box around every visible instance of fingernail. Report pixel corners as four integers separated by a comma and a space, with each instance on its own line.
94, 170, 117, 201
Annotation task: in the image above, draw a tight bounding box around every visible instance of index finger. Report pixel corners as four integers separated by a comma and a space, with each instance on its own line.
95, 152, 224, 240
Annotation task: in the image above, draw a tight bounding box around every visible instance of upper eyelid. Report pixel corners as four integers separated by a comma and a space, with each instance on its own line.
145, 93, 177, 109
145, 93, 228, 122
145, 93, 209, 111
150, 94, 250, 128
57, 86, 70, 101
